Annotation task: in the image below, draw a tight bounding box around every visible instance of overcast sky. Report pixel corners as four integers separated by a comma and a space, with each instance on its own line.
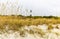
0, 0, 60, 16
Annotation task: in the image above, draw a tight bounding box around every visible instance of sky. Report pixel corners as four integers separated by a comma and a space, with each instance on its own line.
0, 0, 60, 16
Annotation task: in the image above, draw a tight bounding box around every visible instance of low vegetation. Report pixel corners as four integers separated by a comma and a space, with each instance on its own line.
0, 15, 59, 32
